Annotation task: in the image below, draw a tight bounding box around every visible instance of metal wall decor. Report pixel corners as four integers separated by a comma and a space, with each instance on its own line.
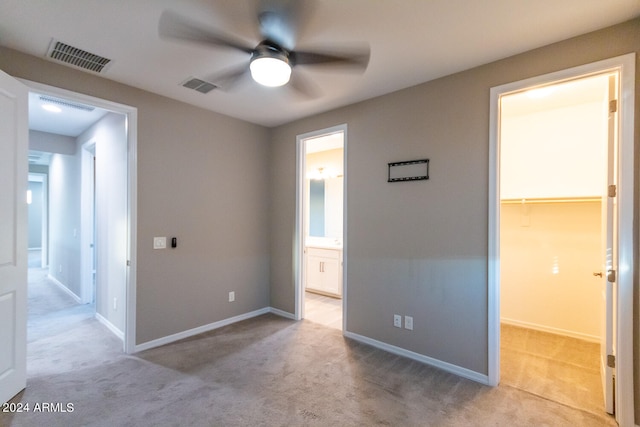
387, 159, 429, 182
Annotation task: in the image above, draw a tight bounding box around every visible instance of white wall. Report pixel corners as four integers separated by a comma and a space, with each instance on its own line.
27, 180, 43, 249
500, 91, 607, 340
77, 112, 127, 334
500, 201, 602, 340
500, 101, 607, 199
48, 144, 82, 297
324, 177, 343, 239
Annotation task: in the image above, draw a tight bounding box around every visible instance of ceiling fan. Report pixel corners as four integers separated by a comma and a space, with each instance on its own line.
158, 1, 370, 96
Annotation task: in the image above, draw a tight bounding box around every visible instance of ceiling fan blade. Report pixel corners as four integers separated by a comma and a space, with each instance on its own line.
291, 47, 370, 71
288, 71, 321, 99
203, 64, 251, 91
159, 10, 254, 54
256, 0, 315, 50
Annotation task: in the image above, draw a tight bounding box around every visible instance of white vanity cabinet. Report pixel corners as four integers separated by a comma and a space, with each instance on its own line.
305, 247, 342, 297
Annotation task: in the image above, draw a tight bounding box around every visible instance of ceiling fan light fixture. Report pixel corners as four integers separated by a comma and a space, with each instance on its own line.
250, 48, 292, 87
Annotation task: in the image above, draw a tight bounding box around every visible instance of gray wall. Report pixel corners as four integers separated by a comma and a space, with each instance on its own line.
30, 130, 76, 155
0, 45, 271, 345
269, 17, 640, 398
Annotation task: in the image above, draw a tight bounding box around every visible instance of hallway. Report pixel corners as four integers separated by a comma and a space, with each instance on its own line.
26, 267, 114, 379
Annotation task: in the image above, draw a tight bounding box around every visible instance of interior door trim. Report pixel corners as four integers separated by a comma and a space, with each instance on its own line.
487, 53, 635, 425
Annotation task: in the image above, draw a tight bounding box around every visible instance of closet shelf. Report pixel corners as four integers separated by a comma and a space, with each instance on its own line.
501, 196, 601, 204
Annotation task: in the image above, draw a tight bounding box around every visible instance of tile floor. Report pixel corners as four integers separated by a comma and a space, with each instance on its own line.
303, 291, 342, 330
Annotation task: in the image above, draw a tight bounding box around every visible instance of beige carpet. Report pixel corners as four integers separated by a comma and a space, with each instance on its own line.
0, 271, 616, 426
500, 323, 610, 421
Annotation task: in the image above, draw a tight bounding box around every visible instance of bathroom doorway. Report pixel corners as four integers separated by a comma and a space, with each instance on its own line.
296, 124, 346, 330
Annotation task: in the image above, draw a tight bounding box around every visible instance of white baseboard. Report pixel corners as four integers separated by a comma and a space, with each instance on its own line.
501, 317, 600, 343
269, 307, 295, 319
343, 330, 490, 386
131, 307, 490, 387
47, 274, 82, 304
135, 307, 271, 352
96, 312, 124, 341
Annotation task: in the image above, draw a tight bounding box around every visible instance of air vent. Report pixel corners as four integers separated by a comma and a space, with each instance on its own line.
182, 77, 217, 94
47, 40, 112, 73
39, 95, 95, 112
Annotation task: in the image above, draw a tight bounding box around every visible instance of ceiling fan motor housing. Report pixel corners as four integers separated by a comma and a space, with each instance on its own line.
251, 41, 290, 64
250, 41, 292, 87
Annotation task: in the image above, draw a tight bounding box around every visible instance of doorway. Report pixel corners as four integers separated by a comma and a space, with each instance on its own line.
25, 80, 138, 353
488, 54, 635, 425
296, 124, 347, 330
499, 73, 611, 416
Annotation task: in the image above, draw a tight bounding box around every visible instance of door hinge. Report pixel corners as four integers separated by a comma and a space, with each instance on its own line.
609, 99, 618, 114
607, 269, 616, 283
608, 184, 616, 198
607, 354, 616, 368
126, 260, 131, 266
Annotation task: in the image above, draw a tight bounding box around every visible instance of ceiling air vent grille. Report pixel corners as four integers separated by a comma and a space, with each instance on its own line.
47, 40, 112, 73
182, 77, 217, 94
39, 95, 95, 112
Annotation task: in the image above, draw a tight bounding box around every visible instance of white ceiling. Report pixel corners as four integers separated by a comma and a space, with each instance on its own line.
1, 0, 638, 128
27, 91, 110, 164
502, 73, 611, 118
28, 92, 110, 137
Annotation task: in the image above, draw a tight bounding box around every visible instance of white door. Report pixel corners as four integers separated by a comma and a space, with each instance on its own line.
599, 73, 618, 415
0, 70, 28, 403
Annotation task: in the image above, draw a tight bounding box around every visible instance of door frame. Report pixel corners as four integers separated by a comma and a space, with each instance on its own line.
487, 54, 635, 425
295, 124, 347, 330
22, 79, 139, 354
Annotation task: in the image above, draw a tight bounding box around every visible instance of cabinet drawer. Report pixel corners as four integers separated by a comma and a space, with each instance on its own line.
306, 247, 340, 260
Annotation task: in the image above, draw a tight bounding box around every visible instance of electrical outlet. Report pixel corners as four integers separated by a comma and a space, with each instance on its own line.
229, 291, 235, 302
393, 314, 402, 328
405, 315, 413, 330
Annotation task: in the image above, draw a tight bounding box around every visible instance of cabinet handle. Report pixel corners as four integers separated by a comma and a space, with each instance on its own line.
320, 261, 324, 273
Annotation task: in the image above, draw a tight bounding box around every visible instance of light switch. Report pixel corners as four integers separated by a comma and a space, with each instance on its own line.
153, 237, 167, 249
